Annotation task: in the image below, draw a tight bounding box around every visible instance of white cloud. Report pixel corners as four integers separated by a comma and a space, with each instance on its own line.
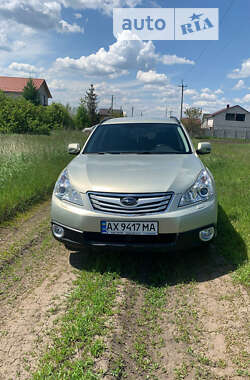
160, 54, 194, 65
228, 58, 250, 79
54, 34, 157, 77
233, 79, 245, 90
233, 97, 241, 103
0, 29, 11, 51
59, 0, 142, 15
0, 0, 82, 33
48, 79, 66, 91
54, 31, 195, 78
185, 89, 198, 97
58, 20, 83, 33
193, 100, 225, 108
8, 62, 42, 73
201, 88, 211, 93
215, 89, 224, 95
74, 13, 82, 19
237, 94, 250, 103
136, 70, 167, 84
0, 0, 61, 30
200, 93, 217, 101
0, 21, 30, 52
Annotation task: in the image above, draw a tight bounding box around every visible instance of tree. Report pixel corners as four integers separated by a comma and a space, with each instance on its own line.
84, 84, 98, 125
75, 100, 89, 130
184, 107, 202, 120
22, 78, 41, 106
182, 107, 202, 136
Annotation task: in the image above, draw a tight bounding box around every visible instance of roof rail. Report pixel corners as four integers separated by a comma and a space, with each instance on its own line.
170, 116, 181, 124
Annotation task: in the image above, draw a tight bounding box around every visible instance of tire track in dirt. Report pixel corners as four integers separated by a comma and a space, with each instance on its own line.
156, 254, 250, 379
90, 249, 249, 380
0, 202, 78, 380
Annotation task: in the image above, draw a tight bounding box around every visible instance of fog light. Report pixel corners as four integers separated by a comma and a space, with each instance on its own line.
52, 224, 64, 239
199, 227, 215, 242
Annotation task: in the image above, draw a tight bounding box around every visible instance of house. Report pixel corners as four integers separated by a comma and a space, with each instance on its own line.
98, 108, 123, 120
201, 105, 250, 131
0, 76, 52, 105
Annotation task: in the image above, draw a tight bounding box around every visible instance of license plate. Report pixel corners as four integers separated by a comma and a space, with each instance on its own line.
101, 221, 158, 235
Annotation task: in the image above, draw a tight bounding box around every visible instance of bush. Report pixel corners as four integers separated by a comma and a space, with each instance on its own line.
0, 92, 75, 135
75, 104, 90, 130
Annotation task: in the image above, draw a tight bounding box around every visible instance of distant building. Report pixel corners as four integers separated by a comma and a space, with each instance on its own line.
0, 76, 52, 105
201, 104, 250, 132
98, 108, 124, 120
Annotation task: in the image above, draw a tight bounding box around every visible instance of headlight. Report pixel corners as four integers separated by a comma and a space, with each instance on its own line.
179, 169, 214, 207
54, 169, 83, 206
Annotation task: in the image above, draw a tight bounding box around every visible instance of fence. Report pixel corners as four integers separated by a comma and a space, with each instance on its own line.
200, 128, 250, 140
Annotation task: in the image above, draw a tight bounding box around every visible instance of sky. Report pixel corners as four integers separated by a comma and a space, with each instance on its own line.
1, 0, 250, 118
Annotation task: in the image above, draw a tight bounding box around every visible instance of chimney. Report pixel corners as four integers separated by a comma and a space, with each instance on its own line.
227, 104, 230, 108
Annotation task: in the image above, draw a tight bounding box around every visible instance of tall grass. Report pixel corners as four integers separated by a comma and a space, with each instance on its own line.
0, 131, 84, 222
199, 140, 250, 285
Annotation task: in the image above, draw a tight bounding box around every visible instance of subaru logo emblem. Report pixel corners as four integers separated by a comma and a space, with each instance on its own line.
120, 196, 137, 207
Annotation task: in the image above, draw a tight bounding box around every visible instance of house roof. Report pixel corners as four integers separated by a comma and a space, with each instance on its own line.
0, 76, 52, 98
211, 105, 248, 117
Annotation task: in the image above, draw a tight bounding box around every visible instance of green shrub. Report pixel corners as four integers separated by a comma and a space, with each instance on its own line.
0, 91, 75, 135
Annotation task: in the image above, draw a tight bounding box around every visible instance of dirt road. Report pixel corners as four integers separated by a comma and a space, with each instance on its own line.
0, 201, 249, 379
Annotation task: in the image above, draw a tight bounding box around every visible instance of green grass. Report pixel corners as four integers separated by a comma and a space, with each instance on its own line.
33, 269, 118, 379
197, 139, 250, 286
0, 131, 84, 223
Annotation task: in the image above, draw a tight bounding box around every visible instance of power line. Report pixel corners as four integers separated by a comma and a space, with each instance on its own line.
181, 0, 236, 80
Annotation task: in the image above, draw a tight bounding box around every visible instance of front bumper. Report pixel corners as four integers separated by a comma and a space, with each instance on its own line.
51, 222, 216, 251
51, 194, 217, 251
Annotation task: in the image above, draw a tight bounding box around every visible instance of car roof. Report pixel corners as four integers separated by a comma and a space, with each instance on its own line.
101, 117, 180, 125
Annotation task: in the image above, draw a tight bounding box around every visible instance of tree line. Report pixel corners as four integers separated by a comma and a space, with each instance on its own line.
0, 80, 103, 135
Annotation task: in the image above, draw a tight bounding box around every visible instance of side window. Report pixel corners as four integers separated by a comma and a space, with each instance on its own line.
236, 114, 245, 121
225, 113, 235, 121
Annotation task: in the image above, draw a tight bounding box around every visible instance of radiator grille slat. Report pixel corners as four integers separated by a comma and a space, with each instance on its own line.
88, 192, 173, 215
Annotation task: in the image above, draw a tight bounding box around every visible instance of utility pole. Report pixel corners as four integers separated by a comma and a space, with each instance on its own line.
178, 80, 187, 120
165, 104, 168, 118
141, 111, 143, 117
131, 106, 134, 117
111, 95, 114, 112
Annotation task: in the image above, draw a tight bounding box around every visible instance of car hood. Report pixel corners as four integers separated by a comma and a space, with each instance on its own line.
67, 153, 204, 194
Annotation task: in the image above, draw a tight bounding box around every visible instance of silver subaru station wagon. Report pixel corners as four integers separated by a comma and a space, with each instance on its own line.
51, 117, 217, 251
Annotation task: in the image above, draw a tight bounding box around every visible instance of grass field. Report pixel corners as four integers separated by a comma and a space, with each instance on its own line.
0, 131, 84, 223
198, 139, 250, 285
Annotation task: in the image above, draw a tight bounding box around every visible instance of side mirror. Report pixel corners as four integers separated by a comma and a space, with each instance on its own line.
68, 143, 81, 155
196, 142, 211, 155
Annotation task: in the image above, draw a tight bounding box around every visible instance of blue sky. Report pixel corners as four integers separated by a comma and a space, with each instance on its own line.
1, 0, 250, 117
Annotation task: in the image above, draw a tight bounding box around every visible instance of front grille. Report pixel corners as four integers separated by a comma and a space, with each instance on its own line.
88, 192, 173, 215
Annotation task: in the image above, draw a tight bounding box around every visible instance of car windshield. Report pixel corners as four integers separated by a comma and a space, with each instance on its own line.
83, 123, 191, 154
